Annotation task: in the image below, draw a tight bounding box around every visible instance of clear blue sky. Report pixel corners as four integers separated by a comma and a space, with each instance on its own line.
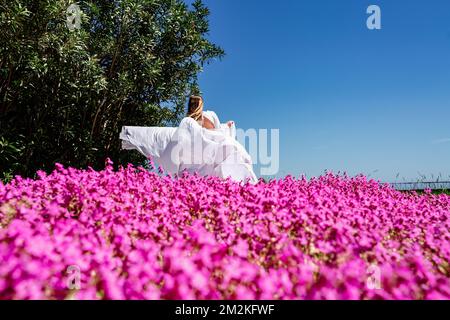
190, 0, 450, 182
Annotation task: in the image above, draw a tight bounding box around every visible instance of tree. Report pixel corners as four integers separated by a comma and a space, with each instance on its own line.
0, 0, 224, 181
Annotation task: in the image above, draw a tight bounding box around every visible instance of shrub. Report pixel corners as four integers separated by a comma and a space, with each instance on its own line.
0, 0, 224, 177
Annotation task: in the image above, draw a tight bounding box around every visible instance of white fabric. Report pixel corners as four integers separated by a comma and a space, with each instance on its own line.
119, 112, 257, 184
120, 126, 177, 158
203, 110, 236, 139
203, 110, 221, 129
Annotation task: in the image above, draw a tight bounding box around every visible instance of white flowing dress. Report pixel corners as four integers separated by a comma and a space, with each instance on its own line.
119, 111, 258, 183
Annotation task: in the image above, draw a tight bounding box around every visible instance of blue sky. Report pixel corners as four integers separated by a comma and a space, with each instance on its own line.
190, 0, 450, 181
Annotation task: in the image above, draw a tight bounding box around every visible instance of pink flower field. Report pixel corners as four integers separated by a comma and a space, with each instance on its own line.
0, 162, 449, 300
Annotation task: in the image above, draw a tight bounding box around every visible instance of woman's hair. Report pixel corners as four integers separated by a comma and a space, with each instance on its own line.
187, 96, 203, 122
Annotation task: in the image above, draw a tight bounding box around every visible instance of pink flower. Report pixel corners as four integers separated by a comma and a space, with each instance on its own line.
0, 164, 448, 300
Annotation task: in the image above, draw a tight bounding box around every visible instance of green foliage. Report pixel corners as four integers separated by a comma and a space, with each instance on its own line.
0, 0, 224, 178
0, 135, 25, 182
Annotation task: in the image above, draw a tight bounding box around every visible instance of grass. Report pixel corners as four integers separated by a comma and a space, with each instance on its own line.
402, 189, 450, 196
433, 190, 450, 195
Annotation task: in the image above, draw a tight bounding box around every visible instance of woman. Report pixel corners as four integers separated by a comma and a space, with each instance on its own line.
120, 96, 257, 183
187, 96, 234, 131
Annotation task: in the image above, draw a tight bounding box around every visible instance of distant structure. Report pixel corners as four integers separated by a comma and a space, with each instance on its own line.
388, 181, 450, 191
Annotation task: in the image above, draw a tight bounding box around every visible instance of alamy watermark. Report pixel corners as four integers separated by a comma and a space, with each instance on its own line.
66, 3, 82, 31
366, 264, 382, 290
367, 5, 382, 30
167, 126, 280, 177
237, 128, 280, 176
66, 265, 81, 290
